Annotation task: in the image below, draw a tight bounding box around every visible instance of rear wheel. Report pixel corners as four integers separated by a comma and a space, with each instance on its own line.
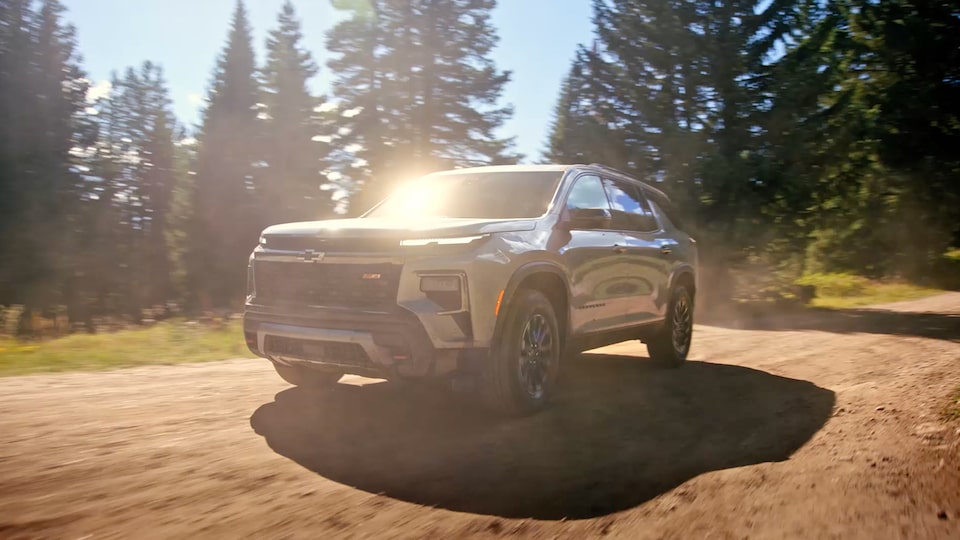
481, 289, 561, 415
646, 285, 693, 368
273, 363, 342, 389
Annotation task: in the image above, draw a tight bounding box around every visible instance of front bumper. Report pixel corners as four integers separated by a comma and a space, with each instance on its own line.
243, 307, 459, 378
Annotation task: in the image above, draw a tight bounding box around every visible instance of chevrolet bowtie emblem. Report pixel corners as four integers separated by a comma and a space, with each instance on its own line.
300, 249, 324, 262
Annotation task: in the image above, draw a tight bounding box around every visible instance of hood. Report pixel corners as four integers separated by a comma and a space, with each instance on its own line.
262, 217, 538, 240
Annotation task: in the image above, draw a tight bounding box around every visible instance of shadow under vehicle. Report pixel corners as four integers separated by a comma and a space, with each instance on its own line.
251, 353, 834, 519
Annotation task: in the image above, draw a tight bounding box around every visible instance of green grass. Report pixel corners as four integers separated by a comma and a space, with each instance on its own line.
795, 272, 942, 309
0, 319, 254, 377
933, 248, 960, 290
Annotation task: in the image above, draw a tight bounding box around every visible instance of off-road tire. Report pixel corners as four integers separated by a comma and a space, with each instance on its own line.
647, 285, 694, 368
273, 363, 342, 389
481, 289, 561, 415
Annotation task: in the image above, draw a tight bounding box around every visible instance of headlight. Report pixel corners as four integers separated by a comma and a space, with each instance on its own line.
400, 235, 485, 247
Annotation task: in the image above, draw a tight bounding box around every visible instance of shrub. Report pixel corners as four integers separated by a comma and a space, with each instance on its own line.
794, 273, 871, 297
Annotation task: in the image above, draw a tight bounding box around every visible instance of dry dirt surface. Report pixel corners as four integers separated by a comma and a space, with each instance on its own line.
1, 294, 960, 539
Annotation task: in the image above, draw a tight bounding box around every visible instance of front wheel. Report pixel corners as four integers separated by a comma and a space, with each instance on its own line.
481, 289, 561, 415
647, 285, 694, 368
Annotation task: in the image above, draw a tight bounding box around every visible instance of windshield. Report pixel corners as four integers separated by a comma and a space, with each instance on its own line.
366, 171, 563, 219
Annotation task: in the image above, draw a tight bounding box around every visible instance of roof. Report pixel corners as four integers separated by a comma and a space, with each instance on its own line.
428, 164, 572, 176
582, 163, 672, 203
424, 163, 672, 203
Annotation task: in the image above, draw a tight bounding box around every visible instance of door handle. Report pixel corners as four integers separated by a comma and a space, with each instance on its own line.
613, 245, 627, 254
660, 245, 673, 255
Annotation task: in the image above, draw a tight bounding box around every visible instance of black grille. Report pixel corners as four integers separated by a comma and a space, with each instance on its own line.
255, 261, 401, 309
264, 336, 370, 366
264, 236, 400, 252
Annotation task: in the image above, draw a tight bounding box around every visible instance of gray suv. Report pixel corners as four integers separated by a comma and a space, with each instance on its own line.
243, 164, 697, 414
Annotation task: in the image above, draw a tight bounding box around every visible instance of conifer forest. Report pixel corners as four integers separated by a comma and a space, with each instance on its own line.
1, 0, 957, 326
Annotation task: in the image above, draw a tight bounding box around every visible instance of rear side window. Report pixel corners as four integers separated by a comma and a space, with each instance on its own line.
654, 199, 684, 231
566, 175, 610, 210
602, 178, 659, 232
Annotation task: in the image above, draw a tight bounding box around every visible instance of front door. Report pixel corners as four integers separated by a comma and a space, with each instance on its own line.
559, 174, 634, 334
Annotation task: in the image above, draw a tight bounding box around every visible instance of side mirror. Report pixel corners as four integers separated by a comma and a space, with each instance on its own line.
565, 207, 612, 230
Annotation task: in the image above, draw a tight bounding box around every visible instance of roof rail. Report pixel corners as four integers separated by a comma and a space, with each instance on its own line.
587, 163, 672, 203
588, 163, 633, 179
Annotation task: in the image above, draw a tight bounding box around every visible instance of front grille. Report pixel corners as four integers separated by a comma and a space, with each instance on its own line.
264, 336, 370, 366
254, 261, 401, 309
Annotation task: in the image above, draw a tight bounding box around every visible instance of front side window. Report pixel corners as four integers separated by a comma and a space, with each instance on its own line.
566, 175, 610, 211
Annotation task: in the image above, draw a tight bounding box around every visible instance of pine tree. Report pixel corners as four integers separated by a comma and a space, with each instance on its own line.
749, 1, 850, 265
259, 0, 332, 226
70, 62, 179, 318
187, 0, 260, 309
327, 0, 519, 213
805, 0, 960, 276
0, 0, 87, 313
544, 63, 580, 164
326, 0, 389, 213
554, 0, 814, 236
136, 63, 177, 307
0, 1, 37, 301
544, 0, 822, 303
165, 132, 198, 305
543, 49, 631, 167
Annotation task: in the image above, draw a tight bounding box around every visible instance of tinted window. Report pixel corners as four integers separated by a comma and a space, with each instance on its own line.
653, 198, 684, 230
566, 175, 610, 211
602, 178, 659, 232
367, 171, 562, 219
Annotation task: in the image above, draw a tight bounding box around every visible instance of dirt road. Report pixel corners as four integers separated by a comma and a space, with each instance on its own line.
1, 294, 959, 539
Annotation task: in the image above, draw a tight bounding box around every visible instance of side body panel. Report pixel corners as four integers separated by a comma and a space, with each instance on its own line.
560, 229, 633, 334
619, 229, 671, 323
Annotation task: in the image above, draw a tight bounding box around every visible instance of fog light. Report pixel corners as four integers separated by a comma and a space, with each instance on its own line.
420, 274, 464, 312
420, 275, 461, 292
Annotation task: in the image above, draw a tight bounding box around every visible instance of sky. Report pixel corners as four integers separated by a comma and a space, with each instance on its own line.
62, 0, 595, 162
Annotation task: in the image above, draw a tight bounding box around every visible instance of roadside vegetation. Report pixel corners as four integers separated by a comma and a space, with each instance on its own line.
2, 270, 951, 377
0, 319, 253, 377
795, 273, 942, 309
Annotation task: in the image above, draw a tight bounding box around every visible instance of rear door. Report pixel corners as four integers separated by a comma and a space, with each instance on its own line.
601, 177, 671, 323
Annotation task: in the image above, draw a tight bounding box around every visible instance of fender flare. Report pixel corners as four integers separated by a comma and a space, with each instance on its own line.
668, 264, 697, 298
492, 261, 571, 347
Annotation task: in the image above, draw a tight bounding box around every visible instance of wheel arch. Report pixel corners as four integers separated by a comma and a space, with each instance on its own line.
493, 262, 571, 348
669, 265, 697, 299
